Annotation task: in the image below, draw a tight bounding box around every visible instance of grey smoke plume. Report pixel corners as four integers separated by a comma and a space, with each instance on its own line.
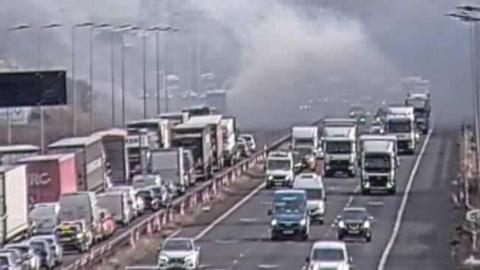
190, 0, 401, 128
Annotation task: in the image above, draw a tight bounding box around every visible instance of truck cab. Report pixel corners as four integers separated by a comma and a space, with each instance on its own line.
385, 107, 417, 154
265, 151, 294, 189
405, 92, 431, 134
268, 190, 310, 241
359, 135, 398, 195
322, 124, 357, 177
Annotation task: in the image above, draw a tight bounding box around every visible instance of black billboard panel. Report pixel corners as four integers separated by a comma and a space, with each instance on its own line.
0, 70, 67, 107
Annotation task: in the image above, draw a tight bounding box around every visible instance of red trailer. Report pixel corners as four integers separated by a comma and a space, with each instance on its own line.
18, 153, 77, 205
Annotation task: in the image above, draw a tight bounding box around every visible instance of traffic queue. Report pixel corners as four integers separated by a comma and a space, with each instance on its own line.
261, 90, 431, 270
0, 105, 257, 269
147, 90, 432, 270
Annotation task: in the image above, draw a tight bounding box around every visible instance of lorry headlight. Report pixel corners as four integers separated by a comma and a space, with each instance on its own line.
271, 219, 278, 226
363, 181, 370, 188
76, 233, 83, 239
338, 221, 345, 228
267, 175, 273, 180
300, 218, 307, 226
363, 221, 371, 229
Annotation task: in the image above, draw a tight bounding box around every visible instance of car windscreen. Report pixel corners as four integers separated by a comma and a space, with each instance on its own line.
267, 159, 291, 170
305, 189, 324, 200
364, 153, 391, 172
386, 120, 411, 133
274, 193, 306, 214
295, 147, 313, 157
325, 141, 352, 154
406, 99, 426, 109
163, 240, 192, 251
312, 248, 344, 262
343, 210, 367, 220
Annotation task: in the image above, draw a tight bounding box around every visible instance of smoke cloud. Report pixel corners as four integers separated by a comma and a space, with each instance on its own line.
190, 0, 401, 128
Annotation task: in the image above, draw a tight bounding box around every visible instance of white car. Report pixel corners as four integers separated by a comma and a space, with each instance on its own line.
0, 253, 22, 270
157, 238, 200, 270
293, 173, 326, 224
305, 241, 352, 270
239, 134, 256, 152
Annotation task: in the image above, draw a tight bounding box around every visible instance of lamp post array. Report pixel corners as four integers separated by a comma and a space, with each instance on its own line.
5, 22, 181, 143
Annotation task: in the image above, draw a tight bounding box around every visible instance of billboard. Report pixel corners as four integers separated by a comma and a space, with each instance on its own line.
0, 70, 67, 107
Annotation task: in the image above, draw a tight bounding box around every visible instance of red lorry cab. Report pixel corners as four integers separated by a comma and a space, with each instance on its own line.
18, 153, 77, 205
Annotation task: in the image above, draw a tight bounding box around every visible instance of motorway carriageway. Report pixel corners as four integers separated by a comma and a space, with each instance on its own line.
130, 125, 458, 270
61, 97, 354, 268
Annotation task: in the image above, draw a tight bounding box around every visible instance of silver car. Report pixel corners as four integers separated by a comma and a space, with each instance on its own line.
0, 253, 22, 270
27, 239, 55, 269
157, 238, 200, 270
4, 243, 41, 270
30, 235, 63, 266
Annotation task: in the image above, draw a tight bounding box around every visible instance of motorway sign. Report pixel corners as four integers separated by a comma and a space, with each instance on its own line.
0, 107, 31, 125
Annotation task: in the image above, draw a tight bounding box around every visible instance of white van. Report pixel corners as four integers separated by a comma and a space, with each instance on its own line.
293, 173, 326, 224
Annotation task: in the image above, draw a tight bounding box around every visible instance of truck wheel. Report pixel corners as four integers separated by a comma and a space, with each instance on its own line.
361, 188, 370, 195
301, 233, 309, 241
388, 186, 396, 195
265, 182, 272, 189
324, 170, 332, 177
270, 233, 278, 241
337, 232, 344, 240
366, 234, 372, 243
348, 171, 356, 178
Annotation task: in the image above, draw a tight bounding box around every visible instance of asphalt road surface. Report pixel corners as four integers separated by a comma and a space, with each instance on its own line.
128, 125, 457, 270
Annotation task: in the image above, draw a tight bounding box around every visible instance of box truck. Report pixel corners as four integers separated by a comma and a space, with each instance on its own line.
0, 165, 29, 244
47, 137, 106, 193
18, 153, 77, 205
93, 129, 129, 185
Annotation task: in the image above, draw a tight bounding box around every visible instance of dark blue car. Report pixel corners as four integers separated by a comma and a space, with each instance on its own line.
268, 189, 310, 241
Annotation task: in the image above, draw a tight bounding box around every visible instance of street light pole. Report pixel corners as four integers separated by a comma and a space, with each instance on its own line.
142, 32, 148, 119
448, 10, 480, 178
72, 22, 94, 136
89, 26, 94, 132
110, 29, 115, 126
39, 23, 63, 153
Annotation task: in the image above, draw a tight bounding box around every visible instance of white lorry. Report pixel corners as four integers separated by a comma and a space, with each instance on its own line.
96, 191, 134, 226
359, 135, 398, 195
385, 106, 417, 154
150, 148, 188, 194
292, 126, 319, 149
292, 126, 319, 171
265, 151, 295, 188
0, 165, 29, 245
322, 124, 357, 177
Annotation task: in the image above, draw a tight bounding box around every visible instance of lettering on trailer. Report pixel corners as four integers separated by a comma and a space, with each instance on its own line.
28, 172, 52, 187
86, 158, 102, 174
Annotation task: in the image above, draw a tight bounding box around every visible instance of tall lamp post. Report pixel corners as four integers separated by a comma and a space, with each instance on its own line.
72, 22, 94, 136
39, 23, 63, 153
6, 24, 32, 145
147, 26, 178, 115
447, 8, 480, 177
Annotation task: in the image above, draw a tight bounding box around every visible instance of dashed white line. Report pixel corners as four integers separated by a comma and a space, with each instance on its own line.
377, 129, 433, 270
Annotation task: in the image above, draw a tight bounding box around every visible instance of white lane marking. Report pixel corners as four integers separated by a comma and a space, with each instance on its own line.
240, 217, 258, 223
367, 201, 385, 206
258, 264, 279, 269
214, 239, 239, 244
377, 129, 433, 270
167, 229, 181, 239
194, 182, 266, 240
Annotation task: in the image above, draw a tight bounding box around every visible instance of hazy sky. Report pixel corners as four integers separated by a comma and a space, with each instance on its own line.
0, 0, 473, 128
